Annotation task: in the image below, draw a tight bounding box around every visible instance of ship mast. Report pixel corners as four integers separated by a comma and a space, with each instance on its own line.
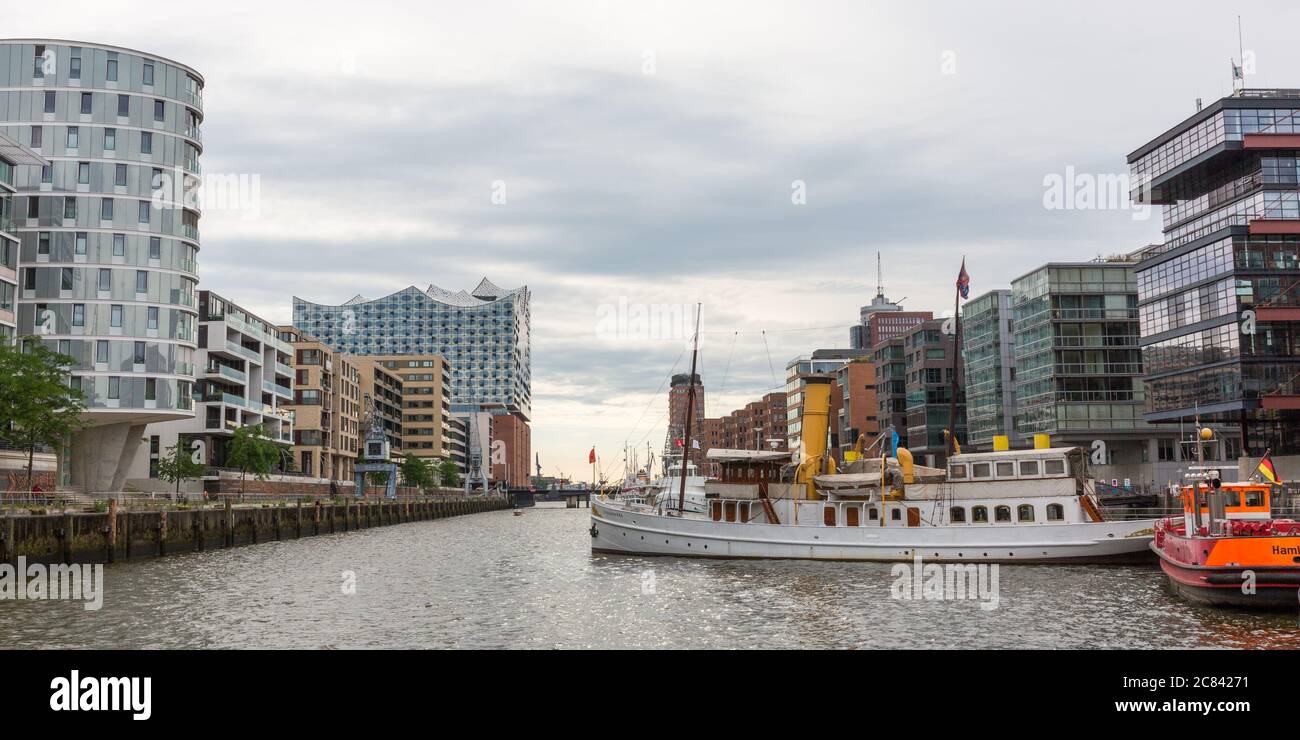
678, 303, 702, 516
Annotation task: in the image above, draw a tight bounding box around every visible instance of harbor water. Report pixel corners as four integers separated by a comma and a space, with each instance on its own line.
2, 504, 1297, 649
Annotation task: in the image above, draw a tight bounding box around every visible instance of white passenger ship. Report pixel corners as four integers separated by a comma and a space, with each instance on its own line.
592, 378, 1157, 564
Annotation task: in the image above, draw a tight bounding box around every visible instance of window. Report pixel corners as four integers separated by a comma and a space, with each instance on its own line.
60, 267, 73, 291
971, 462, 991, 478
972, 506, 988, 523
78, 162, 90, 184
1017, 504, 1035, 522
38, 233, 50, 256
1244, 490, 1265, 507
44, 91, 55, 113
101, 199, 113, 221
138, 201, 150, 223
117, 95, 129, 117
135, 270, 147, 293
80, 93, 92, 115
143, 62, 154, 86
33, 45, 46, 77
140, 131, 152, 154
153, 100, 165, 122
70, 56, 81, 79
147, 306, 158, 330
97, 268, 111, 291
67, 127, 79, 148
72, 304, 85, 327
111, 305, 122, 327
105, 128, 116, 151
1044, 459, 1066, 475
108, 376, 120, 399
149, 237, 161, 260
996, 461, 1015, 477
1157, 438, 1175, 462
950, 506, 966, 523
41, 164, 52, 183
949, 464, 967, 479
890, 508, 901, 521
134, 341, 145, 364
145, 378, 156, 400
868, 506, 879, 520
106, 59, 118, 81
1019, 460, 1039, 477
31, 127, 43, 148
75, 233, 87, 255
994, 505, 1012, 522
1046, 504, 1064, 521
113, 234, 125, 256
64, 197, 77, 219
96, 340, 108, 364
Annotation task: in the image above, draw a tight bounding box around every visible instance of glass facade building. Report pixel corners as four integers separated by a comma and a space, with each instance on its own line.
899, 319, 965, 466
961, 289, 1018, 450
293, 279, 531, 421
0, 40, 204, 491
1128, 89, 1300, 455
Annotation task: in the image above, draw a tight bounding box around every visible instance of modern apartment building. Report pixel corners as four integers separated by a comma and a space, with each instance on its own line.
873, 335, 908, 443
349, 356, 404, 457
698, 391, 788, 474
292, 279, 531, 419
1, 40, 205, 491
278, 325, 360, 483
833, 358, 878, 455
1128, 89, 1300, 457
1011, 259, 1182, 485
125, 291, 293, 481
368, 354, 453, 464
899, 319, 965, 466
0, 134, 47, 341
962, 289, 1019, 450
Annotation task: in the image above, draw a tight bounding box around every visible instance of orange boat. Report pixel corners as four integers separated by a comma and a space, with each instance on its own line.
1152, 476, 1300, 609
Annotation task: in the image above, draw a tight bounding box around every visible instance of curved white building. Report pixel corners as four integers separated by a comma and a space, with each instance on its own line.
0, 39, 204, 491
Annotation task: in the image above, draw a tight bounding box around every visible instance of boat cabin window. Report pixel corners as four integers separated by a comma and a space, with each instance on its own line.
1019, 461, 1039, 476
724, 501, 737, 522
739, 502, 750, 522
1017, 504, 1035, 522
994, 505, 1011, 522
891, 508, 901, 521
949, 464, 967, 479
868, 506, 879, 520
1244, 490, 1265, 507
711, 501, 722, 521
971, 462, 992, 479
1044, 459, 1066, 475
846, 506, 859, 527
1223, 490, 1241, 507
1046, 503, 1064, 521
972, 506, 988, 523
996, 462, 1015, 477
823, 507, 836, 527
950, 506, 966, 523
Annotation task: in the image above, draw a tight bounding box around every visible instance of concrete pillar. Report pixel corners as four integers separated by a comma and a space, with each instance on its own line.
68, 422, 149, 493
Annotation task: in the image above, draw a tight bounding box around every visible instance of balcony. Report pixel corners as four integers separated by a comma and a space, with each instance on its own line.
207, 363, 247, 383
275, 361, 294, 377
225, 341, 262, 362
263, 380, 292, 398
198, 391, 247, 408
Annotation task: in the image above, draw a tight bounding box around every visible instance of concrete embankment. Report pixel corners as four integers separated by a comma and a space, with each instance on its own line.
0, 495, 511, 566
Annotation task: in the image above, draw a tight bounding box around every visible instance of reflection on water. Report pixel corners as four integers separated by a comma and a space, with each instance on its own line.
2, 504, 1297, 649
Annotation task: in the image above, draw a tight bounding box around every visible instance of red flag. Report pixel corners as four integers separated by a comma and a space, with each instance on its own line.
588, 448, 596, 464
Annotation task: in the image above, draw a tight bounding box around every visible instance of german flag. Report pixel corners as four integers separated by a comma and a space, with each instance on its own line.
1256, 449, 1283, 485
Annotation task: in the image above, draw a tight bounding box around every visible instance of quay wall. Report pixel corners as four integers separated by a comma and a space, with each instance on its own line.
0, 495, 511, 566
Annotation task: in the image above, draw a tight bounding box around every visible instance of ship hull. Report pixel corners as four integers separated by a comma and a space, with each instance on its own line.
590, 498, 1156, 564
1151, 540, 1300, 609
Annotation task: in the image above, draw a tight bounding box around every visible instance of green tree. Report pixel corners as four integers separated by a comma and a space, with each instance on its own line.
0, 338, 86, 491
155, 440, 206, 497
401, 454, 435, 490
226, 424, 279, 493
437, 459, 461, 488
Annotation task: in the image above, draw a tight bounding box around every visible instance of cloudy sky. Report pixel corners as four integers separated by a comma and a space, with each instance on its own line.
9, 1, 1300, 481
